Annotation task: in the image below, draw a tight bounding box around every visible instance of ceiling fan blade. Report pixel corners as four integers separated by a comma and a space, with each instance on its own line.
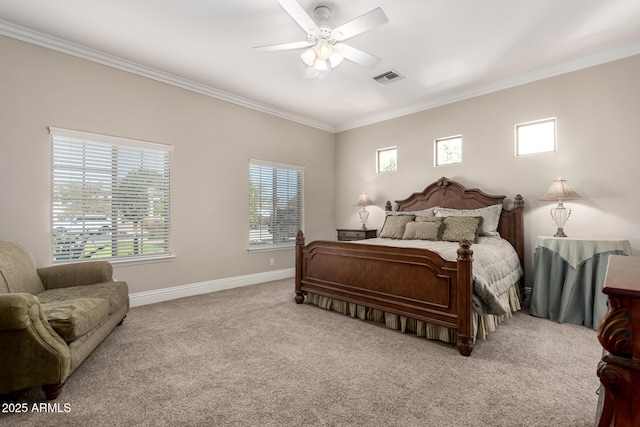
278, 0, 319, 34
339, 43, 381, 68
331, 7, 388, 41
254, 40, 313, 52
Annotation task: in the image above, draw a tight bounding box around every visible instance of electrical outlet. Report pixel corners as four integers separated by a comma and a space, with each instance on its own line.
269, 258, 275, 266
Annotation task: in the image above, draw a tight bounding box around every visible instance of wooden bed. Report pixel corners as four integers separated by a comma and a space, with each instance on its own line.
295, 177, 524, 356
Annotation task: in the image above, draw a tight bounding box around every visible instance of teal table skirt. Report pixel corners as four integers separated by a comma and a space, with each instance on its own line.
529, 247, 627, 330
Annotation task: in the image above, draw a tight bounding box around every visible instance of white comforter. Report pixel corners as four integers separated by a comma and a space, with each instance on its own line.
353, 237, 523, 316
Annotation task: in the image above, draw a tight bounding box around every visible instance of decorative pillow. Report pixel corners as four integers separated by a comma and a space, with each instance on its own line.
441, 216, 483, 243
434, 204, 502, 237
379, 215, 415, 239
414, 217, 444, 239
402, 221, 441, 240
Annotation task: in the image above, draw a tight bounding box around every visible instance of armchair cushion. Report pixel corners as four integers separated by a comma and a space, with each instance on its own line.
37, 281, 129, 315
42, 298, 110, 342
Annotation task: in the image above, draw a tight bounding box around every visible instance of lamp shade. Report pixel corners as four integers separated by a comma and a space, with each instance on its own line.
356, 191, 374, 207
539, 177, 582, 201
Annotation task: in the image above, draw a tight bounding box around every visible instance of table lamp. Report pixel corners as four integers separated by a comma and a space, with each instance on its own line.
356, 191, 374, 230
539, 177, 582, 237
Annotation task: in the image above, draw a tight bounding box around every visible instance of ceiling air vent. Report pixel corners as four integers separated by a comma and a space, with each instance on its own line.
373, 69, 404, 86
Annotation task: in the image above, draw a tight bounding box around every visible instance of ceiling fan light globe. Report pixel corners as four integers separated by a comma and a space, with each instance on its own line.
329, 51, 343, 68
315, 41, 333, 60
312, 58, 329, 71
300, 48, 317, 66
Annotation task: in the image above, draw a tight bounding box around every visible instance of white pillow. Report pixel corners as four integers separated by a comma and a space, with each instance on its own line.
387, 208, 435, 218
434, 204, 502, 237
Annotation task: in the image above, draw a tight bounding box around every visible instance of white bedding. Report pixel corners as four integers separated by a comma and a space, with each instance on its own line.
352, 236, 523, 316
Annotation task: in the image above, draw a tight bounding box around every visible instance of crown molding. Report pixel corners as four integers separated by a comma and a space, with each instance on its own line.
2, 19, 639, 135
0, 19, 336, 133
336, 40, 640, 132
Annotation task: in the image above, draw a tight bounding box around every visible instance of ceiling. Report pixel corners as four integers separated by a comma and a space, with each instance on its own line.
1, 1, 640, 132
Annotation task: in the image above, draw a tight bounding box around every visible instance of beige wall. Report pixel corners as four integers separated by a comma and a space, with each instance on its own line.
2, 33, 638, 294
336, 54, 640, 286
0, 36, 336, 293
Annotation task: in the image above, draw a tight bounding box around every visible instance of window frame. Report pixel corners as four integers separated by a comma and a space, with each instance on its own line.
434, 135, 463, 167
376, 146, 397, 173
248, 159, 305, 251
50, 127, 173, 265
515, 117, 557, 156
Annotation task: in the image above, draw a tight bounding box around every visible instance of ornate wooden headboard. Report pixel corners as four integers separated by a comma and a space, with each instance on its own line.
384, 177, 525, 276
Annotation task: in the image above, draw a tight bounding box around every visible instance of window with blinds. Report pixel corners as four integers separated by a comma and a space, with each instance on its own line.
249, 159, 304, 250
50, 127, 173, 263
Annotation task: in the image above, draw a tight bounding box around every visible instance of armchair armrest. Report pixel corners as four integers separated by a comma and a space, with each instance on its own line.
0, 293, 71, 395
37, 261, 114, 290
0, 293, 39, 331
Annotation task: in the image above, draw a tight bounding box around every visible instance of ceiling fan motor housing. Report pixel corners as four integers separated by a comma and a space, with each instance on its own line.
313, 6, 331, 23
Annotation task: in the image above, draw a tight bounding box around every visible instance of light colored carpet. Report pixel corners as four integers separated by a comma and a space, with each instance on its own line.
1, 279, 602, 426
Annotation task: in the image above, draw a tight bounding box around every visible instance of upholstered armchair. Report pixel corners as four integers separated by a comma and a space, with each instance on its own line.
0, 241, 129, 399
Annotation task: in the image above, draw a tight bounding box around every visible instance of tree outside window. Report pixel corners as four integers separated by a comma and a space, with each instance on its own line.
377, 147, 397, 173
435, 136, 462, 166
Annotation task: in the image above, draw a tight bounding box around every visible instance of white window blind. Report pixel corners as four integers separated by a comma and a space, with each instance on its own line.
50, 127, 173, 263
249, 159, 304, 250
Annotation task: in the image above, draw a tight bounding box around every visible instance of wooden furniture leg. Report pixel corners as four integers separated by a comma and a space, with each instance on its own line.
43, 383, 64, 400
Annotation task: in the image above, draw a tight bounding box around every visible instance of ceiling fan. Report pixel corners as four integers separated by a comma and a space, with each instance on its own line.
255, 0, 388, 75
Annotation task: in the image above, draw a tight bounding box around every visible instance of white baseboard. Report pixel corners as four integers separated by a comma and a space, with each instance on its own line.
129, 268, 295, 307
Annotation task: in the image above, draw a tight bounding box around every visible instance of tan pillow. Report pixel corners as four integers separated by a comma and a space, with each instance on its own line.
379, 215, 415, 239
402, 221, 441, 240
435, 204, 502, 237
441, 216, 483, 243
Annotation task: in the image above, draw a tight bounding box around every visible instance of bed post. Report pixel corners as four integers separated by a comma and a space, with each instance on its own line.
512, 194, 525, 297
295, 230, 305, 304
456, 239, 474, 356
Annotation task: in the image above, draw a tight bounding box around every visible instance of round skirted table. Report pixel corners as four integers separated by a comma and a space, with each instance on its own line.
529, 236, 632, 330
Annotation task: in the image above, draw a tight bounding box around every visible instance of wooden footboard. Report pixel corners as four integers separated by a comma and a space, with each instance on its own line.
295, 231, 475, 356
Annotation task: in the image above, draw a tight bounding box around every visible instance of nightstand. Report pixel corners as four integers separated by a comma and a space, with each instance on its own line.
336, 229, 377, 241
529, 236, 632, 329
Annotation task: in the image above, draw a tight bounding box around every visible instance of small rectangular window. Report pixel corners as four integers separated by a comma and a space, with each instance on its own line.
516, 118, 556, 156
249, 159, 304, 250
377, 147, 397, 173
435, 135, 462, 166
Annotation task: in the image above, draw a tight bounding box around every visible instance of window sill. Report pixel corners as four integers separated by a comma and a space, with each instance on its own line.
108, 254, 175, 266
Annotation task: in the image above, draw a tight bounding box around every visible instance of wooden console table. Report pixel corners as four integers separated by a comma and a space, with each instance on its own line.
595, 255, 640, 427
